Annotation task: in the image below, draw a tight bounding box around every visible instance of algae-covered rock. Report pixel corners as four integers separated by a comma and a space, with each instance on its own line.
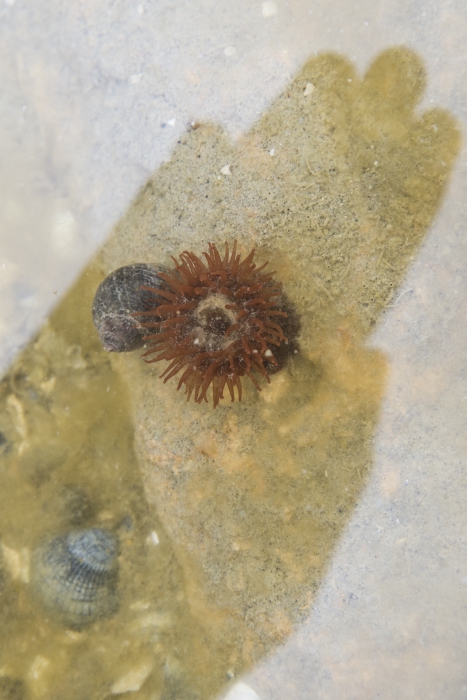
96, 48, 459, 672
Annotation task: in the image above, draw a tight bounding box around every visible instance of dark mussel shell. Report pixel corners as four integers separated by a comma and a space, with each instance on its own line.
92, 263, 167, 352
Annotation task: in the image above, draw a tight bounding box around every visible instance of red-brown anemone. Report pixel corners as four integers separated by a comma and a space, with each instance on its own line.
135, 241, 298, 407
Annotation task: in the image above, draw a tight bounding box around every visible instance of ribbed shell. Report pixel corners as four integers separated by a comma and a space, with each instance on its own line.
32, 528, 118, 628
92, 263, 167, 352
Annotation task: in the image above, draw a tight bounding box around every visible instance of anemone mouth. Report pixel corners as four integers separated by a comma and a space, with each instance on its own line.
134, 241, 297, 407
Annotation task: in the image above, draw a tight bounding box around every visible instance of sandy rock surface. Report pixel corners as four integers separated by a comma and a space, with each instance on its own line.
96, 49, 459, 667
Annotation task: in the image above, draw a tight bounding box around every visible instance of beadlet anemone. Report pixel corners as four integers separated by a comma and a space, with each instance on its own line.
135, 241, 300, 407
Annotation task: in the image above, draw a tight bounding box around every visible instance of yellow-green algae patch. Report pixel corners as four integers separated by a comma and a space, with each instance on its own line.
0, 267, 226, 699
0, 48, 460, 700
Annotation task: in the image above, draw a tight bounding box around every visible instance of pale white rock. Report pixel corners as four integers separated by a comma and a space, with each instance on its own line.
223, 681, 262, 700
111, 660, 154, 694
130, 73, 143, 84
220, 164, 231, 176
269, 148, 275, 156
224, 46, 237, 57
303, 82, 315, 96
167, 118, 176, 126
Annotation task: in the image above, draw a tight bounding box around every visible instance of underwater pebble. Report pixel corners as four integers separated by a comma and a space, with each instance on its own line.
224, 682, 262, 700
220, 164, 231, 176
110, 660, 154, 694
303, 82, 315, 96
224, 46, 237, 56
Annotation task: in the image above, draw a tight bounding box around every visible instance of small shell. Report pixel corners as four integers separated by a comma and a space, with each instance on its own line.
31, 528, 118, 628
92, 264, 167, 352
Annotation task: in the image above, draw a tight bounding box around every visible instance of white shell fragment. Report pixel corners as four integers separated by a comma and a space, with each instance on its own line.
220, 164, 232, 176
303, 82, 315, 96
110, 660, 154, 694
223, 682, 262, 700
27, 655, 52, 697
146, 530, 160, 546
1, 543, 30, 583
6, 394, 27, 439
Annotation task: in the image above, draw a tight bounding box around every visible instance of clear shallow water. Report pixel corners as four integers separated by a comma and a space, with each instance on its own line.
0, 267, 192, 699
1, 43, 463, 700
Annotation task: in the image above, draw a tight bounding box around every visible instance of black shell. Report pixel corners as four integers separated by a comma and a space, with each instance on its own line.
92, 263, 168, 352
31, 528, 118, 628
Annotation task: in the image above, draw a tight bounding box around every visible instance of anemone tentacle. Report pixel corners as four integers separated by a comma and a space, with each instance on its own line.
137, 241, 299, 407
